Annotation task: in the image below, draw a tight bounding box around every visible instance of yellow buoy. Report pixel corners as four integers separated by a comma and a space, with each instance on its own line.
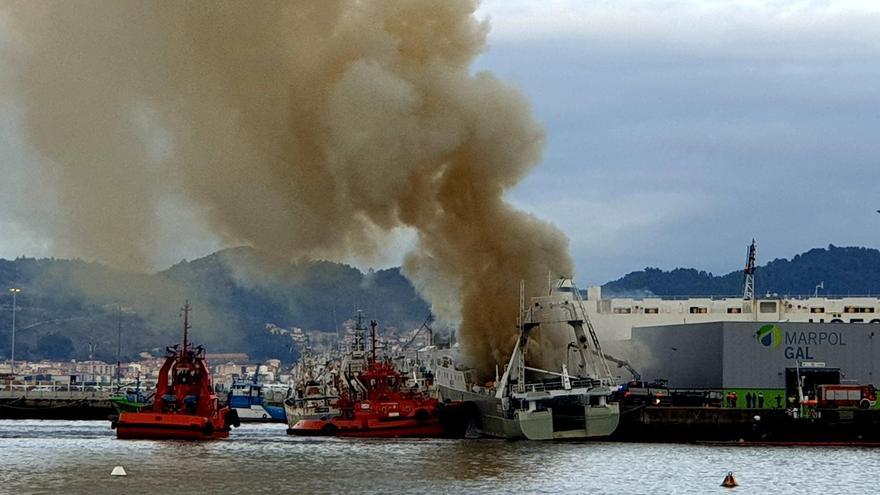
721, 471, 738, 488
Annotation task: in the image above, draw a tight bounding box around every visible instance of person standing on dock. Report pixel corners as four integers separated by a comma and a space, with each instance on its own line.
757, 393, 765, 408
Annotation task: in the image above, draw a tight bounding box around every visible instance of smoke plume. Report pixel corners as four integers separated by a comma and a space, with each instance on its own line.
1, 0, 573, 374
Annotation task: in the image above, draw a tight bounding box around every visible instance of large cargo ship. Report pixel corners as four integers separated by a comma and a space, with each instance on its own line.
579, 242, 880, 342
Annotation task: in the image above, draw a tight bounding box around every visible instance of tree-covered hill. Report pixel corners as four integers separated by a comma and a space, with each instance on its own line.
0, 248, 428, 363
602, 245, 880, 297
2, 244, 878, 362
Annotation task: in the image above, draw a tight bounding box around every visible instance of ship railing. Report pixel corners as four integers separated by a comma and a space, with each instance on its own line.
522, 377, 603, 393
600, 293, 880, 301
0, 380, 113, 399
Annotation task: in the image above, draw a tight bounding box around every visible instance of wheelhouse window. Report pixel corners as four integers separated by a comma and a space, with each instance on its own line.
689, 307, 708, 314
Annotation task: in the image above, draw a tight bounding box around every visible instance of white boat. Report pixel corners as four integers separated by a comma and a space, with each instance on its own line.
434, 280, 620, 440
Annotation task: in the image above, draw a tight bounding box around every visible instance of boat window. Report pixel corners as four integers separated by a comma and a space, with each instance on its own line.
844, 306, 875, 313
759, 301, 777, 313
689, 307, 708, 314
810, 307, 824, 313
644, 308, 659, 314
613, 307, 632, 314
727, 307, 742, 314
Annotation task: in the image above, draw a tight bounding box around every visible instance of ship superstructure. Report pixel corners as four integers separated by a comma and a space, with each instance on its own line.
580, 285, 880, 341
580, 241, 880, 341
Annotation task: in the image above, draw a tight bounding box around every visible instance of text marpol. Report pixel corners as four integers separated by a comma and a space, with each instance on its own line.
783, 331, 846, 360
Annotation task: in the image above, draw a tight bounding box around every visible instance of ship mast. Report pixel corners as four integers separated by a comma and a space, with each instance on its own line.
742, 240, 757, 311
370, 320, 378, 363
182, 301, 191, 353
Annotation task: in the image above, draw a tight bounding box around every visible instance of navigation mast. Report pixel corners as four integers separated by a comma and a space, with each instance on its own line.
742, 240, 757, 311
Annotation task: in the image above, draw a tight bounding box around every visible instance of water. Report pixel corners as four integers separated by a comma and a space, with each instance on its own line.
0, 420, 876, 495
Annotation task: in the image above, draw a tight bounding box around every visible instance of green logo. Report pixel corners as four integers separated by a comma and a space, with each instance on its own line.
755, 324, 782, 348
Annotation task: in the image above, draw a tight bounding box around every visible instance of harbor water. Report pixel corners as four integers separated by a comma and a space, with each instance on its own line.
0, 420, 877, 494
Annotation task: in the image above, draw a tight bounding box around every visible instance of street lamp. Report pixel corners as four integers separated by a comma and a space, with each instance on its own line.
9, 288, 21, 375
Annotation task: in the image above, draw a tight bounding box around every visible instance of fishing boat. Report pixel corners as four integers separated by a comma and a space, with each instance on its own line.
113, 303, 239, 440
290, 320, 463, 438
434, 280, 620, 440
109, 372, 150, 414
227, 374, 286, 423
283, 379, 339, 433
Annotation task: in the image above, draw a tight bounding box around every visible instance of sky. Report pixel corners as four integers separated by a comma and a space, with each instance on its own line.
1, 0, 879, 285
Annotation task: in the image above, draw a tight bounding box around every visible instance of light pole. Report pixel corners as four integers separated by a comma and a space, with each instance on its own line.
9, 287, 21, 375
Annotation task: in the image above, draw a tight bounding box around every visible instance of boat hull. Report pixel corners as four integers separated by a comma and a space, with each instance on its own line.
284, 400, 340, 432
438, 385, 619, 440
115, 412, 230, 440
233, 405, 286, 423
290, 417, 448, 438
109, 396, 149, 414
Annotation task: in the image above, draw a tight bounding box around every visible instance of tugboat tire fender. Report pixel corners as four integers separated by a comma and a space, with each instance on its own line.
202, 422, 214, 437
321, 422, 338, 434
229, 409, 241, 428
414, 409, 430, 422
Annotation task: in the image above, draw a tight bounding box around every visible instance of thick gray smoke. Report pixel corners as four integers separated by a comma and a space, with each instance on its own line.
1, 0, 572, 375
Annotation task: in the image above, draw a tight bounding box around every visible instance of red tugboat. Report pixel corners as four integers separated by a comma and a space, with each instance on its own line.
114, 302, 238, 440
290, 320, 461, 438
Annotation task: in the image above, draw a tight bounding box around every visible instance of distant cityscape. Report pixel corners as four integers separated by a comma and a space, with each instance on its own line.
0, 317, 434, 393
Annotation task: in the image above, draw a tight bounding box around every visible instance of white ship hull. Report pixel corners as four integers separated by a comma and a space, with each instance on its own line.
437, 384, 619, 440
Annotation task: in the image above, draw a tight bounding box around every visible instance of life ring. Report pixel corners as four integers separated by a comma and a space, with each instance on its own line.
262, 413, 268, 419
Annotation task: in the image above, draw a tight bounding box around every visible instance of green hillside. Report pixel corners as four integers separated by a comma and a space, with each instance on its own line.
0, 248, 428, 363
602, 245, 880, 297
2, 244, 878, 362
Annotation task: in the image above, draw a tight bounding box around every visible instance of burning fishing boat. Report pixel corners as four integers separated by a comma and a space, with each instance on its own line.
434, 280, 620, 440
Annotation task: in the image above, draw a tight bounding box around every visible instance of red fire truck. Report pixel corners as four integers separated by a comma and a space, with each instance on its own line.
816, 384, 877, 409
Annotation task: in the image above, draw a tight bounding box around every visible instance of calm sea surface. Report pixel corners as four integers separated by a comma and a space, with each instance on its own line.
0, 420, 877, 494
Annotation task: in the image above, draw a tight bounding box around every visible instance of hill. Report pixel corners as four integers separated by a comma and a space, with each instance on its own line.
0, 248, 428, 363
3, 244, 879, 362
602, 245, 880, 297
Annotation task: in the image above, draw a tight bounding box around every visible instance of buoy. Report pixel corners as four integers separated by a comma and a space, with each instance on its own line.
721, 471, 738, 488
111, 466, 127, 477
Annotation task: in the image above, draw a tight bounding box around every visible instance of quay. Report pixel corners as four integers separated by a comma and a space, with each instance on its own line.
0, 383, 114, 420
614, 405, 880, 443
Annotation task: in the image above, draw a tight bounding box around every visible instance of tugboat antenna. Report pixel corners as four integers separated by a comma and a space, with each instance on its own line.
370, 320, 378, 363
182, 301, 191, 353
